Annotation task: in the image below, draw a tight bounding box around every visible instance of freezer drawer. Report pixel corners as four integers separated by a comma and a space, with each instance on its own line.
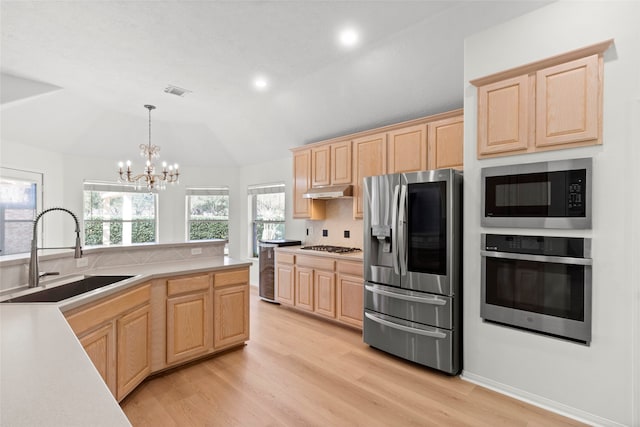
364, 282, 453, 329
363, 310, 459, 375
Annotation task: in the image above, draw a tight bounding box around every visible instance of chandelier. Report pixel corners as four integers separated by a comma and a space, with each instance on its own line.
118, 104, 180, 190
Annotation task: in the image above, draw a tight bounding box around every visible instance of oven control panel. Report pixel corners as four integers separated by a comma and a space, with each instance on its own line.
484, 234, 586, 258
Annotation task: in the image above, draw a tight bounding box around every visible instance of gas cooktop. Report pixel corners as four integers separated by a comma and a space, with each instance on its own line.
300, 245, 361, 254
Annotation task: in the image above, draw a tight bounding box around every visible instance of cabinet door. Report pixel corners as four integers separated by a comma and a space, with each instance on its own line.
353, 132, 387, 218
117, 304, 151, 401
428, 115, 464, 170
388, 124, 427, 173
276, 262, 295, 306
536, 54, 600, 148
295, 266, 314, 312
311, 145, 331, 187
79, 322, 117, 397
213, 284, 250, 349
331, 141, 352, 185
477, 74, 530, 157
314, 270, 336, 318
337, 274, 364, 329
293, 149, 312, 218
166, 291, 212, 364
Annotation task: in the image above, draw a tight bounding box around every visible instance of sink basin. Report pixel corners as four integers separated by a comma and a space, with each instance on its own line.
2, 275, 135, 303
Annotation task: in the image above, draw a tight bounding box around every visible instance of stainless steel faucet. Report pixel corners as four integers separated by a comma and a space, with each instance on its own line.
28, 207, 83, 288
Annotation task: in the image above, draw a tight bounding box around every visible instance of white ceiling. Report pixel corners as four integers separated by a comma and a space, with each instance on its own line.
1, 1, 549, 168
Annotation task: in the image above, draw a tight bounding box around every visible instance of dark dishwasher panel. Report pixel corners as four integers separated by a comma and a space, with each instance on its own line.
258, 239, 301, 303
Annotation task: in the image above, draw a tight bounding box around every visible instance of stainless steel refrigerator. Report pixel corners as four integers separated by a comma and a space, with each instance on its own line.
363, 169, 462, 375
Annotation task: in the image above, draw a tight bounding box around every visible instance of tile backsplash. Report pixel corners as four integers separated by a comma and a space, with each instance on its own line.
305, 198, 363, 248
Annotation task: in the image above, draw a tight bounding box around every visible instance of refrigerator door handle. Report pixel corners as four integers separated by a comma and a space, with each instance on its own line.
365, 312, 447, 339
391, 184, 401, 275
398, 184, 408, 274
365, 285, 447, 305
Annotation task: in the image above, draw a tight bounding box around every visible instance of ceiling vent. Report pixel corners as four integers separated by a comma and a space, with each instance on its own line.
164, 85, 191, 97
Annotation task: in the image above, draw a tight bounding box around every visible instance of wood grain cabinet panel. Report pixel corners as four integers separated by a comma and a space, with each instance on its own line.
293, 149, 312, 218
337, 275, 364, 329
78, 323, 117, 397
536, 54, 600, 148
276, 263, 295, 306
353, 132, 387, 218
477, 74, 530, 156
388, 124, 428, 173
314, 270, 336, 318
311, 145, 331, 187
295, 267, 314, 312
166, 291, 212, 364
330, 141, 352, 185
116, 304, 151, 401
428, 115, 464, 170
213, 284, 249, 349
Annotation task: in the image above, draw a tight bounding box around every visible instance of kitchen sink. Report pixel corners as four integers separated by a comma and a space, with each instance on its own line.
1, 275, 135, 303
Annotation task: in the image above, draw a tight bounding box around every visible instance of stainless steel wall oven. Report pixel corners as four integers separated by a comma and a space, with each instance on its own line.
481, 234, 592, 344
363, 169, 462, 375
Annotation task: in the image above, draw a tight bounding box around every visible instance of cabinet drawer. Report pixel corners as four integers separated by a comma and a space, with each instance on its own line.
296, 255, 335, 271
336, 261, 363, 277
66, 284, 151, 335
214, 269, 249, 288
276, 253, 295, 265
167, 274, 210, 296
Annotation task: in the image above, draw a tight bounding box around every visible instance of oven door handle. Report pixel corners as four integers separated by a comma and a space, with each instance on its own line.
365, 312, 447, 339
365, 285, 447, 305
481, 250, 593, 266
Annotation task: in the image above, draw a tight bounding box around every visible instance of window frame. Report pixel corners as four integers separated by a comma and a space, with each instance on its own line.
83, 182, 159, 247
185, 187, 230, 244
0, 167, 43, 256
248, 183, 286, 258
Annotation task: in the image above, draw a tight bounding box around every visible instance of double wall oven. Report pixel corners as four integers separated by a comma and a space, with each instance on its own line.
363, 169, 462, 375
480, 158, 594, 344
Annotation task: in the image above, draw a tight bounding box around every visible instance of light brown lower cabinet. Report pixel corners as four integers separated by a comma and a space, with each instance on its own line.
214, 284, 250, 349
64, 266, 250, 402
78, 322, 116, 396
276, 252, 363, 329
116, 303, 151, 401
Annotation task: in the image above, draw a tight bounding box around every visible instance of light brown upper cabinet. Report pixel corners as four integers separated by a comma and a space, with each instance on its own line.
472, 39, 612, 159
311, 141, 352, 187
387, 124, 428, 173
293, 149, 325, 220
353, 132, 387, 219
428, 115, 464, 169
330, 140, 352, 185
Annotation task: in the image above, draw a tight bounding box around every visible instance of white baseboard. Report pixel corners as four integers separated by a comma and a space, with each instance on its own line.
460, 371, 625, 427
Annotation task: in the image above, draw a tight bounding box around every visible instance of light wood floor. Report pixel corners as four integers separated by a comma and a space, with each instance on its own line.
121, 287, 584, 426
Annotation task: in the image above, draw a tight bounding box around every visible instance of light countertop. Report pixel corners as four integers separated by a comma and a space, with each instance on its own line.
0, 257, 251, 426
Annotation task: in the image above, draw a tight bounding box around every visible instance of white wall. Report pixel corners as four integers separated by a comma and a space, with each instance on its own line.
463, 2, 640, 426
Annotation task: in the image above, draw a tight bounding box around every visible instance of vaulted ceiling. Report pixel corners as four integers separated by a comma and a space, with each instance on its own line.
1, 1, 549, 168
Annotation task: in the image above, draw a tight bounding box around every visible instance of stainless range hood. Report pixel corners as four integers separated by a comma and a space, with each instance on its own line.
302, 184, 353, 199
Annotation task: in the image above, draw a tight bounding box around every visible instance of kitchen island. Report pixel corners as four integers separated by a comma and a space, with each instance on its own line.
0, 255, 251, 426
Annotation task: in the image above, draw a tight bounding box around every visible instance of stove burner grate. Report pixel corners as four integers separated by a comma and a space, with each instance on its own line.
300, 245, 361, 254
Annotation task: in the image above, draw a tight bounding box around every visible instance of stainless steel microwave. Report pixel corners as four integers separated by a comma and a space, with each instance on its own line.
481, 158, 592, 229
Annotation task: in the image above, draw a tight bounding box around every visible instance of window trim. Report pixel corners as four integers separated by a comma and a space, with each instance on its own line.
248, 182, 286, 258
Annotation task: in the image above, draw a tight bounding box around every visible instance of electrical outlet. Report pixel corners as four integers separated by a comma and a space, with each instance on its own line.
344, 230, 350, 238
191, 247, 202, 255
322, 229, 328, 237
76, 258, 89, 268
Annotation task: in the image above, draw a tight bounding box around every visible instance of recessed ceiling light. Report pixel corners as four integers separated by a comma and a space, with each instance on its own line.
253, 77, 268, 91
339, 28, 359, 47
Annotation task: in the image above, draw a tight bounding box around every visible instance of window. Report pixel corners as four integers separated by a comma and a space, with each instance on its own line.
186, 188, 229, 242
0, 168, 42, 256
249, 183, 285, 257
83, 183, 157, 246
